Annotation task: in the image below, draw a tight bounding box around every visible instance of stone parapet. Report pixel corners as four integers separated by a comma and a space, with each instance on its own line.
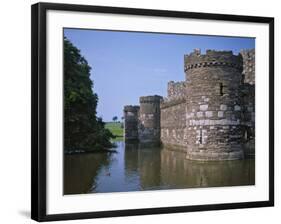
167, 81, 186, 99
139, 95, 163, 104
184, 49, 243, 72
124, 105, 140, 112
240, 49, 255, 85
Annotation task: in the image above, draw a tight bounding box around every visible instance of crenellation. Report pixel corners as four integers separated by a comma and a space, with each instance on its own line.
167, 81, 186, 100
241, 49, 255, 85
184, 49, 243, 73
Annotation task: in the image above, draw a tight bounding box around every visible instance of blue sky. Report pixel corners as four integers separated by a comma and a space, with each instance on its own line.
64, 29, 255, 122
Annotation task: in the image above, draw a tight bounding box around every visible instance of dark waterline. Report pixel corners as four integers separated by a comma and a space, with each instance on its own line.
64, 141, 255, 195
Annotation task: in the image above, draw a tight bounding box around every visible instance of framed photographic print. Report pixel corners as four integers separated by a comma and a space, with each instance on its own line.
31, 2, 274, 222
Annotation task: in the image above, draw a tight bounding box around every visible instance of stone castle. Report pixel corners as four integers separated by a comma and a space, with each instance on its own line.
123, 49, 255, 161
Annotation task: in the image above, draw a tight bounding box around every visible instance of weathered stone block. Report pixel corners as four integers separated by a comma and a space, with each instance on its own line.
205, 111, 213, 117
234, 105, 241, 111
200, 104, 208, 111
220, 104, 227, 111
218, 111, 224, 118
197, 112, 203, 117
204, 97, 210, 102
247, 106, 253, 112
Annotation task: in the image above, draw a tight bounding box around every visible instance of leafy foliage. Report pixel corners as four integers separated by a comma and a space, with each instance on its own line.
64, 37, 114, 152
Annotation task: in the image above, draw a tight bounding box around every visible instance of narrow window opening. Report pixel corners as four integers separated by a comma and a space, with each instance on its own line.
199, 129, 203, 144
220, 83, 224, 96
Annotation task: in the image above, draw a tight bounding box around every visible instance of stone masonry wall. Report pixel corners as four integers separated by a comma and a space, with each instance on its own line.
160, 98, 187, 151
161, 81, 187, 150
124, 105, 139, 142
240, 49, 255, 156
138, 95, 163, 145
184, 50, 245, 160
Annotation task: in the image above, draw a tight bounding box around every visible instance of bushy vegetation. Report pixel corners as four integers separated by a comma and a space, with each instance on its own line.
64, 37, 114, 153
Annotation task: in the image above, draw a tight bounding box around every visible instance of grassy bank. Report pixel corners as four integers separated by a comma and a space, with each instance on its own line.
105, 122, 124, 141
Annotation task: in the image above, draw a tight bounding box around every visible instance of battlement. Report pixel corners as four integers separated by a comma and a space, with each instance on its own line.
240, 49, 255, 58
240, 49, 255, 85
184, 49, 243, 72
167, 81, 186, 99
139, 95, 163, 104
124, 105, 140, 112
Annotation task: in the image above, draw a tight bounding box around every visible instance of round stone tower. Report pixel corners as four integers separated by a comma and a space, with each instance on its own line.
123, 105, 140, 142
184, 49, 244, 160
138, 95, 163, 145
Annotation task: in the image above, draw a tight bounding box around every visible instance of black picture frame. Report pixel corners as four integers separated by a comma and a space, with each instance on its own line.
31, 2, 274, 222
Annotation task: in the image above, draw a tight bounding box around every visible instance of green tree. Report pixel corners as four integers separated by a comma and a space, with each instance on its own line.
112, 116, 118, 122
64, 37, 114, 152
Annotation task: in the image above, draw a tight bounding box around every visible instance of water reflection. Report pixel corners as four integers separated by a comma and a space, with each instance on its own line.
125, 143, 161, 190
64, 141, 254, 195
64, 152, 111, 194
160, 149, 254, 189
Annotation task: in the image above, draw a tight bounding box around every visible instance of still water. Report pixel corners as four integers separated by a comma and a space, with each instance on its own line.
64, 141, 255, 195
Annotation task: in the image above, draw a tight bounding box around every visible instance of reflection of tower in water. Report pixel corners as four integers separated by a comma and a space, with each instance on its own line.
124, 142, 161, 190
160, 147, 255, 188
124, 143, 139, 176
124, 143, 254, 191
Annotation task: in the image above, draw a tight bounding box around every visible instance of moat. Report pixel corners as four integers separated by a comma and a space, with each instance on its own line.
64, 141, 255, 195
